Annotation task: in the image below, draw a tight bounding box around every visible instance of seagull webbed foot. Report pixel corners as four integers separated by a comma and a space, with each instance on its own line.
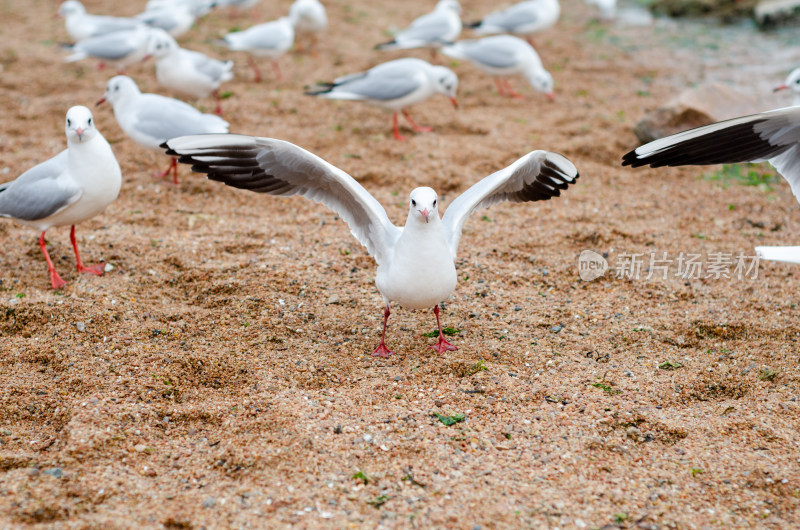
371, 343, 395, 358
429, 336, 457, 354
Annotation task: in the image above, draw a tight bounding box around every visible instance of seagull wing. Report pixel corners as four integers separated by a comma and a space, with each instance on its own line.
441, 150, 579, 258
621, 106, 800, 201
163, 134, 401, 265
0, 150, 82, 221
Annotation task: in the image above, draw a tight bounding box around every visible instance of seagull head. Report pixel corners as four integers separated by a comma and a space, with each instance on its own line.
436, 0, 462, 14
97, 75, 141, 107
525, 69, 555, 100
65, 105, 97, 144
775, 67, 800, 94
431, 66, 459, 108
408, 187, 439, 225
145, 28, 178, 60
58, 0, 85, 18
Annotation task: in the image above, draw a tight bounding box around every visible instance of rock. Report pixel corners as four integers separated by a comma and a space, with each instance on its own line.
75, 322, 86, 332
134, 444, 147, 452
633, 82, 762, 143
326, 294, 340, 305
203, 496, 217, 509
550, 325, 563, 333
27, 467, 40, 477
755, 0, 800, 29
43, 467, 62, 478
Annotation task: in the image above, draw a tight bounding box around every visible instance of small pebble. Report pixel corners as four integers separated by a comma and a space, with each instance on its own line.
134, 444, 147, 452
551, 325, 563, 333
203, 496, 217, 509
43, 467, 62, 479
75, 322, 86, 332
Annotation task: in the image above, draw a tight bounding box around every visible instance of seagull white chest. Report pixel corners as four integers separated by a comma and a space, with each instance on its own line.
375, 219, 457, 310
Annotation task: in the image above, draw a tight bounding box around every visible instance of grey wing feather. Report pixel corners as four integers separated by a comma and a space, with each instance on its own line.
0, 150, 82, 221
334, 74, 422, 101
484, 3, 539, 30
163, 134, 400, 265
399, 14, 451, 42
75, 33, 139, 60
442, 150, 579, 258
460, 41, 518, 68
188, 51, 232, 81
134, 97, 229, 141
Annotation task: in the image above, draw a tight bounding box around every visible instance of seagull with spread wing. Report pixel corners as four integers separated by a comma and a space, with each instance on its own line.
163, 134, 579, 356
622, 105, 800, 264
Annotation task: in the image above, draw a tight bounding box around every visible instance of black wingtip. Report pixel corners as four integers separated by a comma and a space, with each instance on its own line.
464, 20, 482, 28
621, 149, 640, 167
374, 41, 394, 50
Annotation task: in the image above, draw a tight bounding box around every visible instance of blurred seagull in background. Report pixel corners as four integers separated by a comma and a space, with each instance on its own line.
0, 106, 121, 289
64, 25, 156, 73
289, 0, 327, 52
306, 58, 458, 140
375, 0, 462, 56
441, 35, 554, 99
467, 0, 560, 45
96, 76, 229, 184
162, 134, 579, 356
623, 106, 800, 264
221, 17, 294, 81
146, 29, 234, 115
58, 0, 144, 42
136, 3, 197, 37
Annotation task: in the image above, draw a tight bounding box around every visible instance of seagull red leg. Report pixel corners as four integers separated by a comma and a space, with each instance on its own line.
213, 90, 224, 116
502, 79, 525, 99
429, 304, 457, 354
154, 158, 179, 184
271, 60, 283, 80
39, 231, 67, 289
372, 304, 395, 357
494, 77, 507, 96
392, 112, 407, 141
401, 110, 433, 133
71, 225, 104, 276
248, 56, 262, 82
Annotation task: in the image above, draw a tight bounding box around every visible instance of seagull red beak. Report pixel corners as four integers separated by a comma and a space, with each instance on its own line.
419, 208, 430, 223
546, 92, 555, 101
450, 97, 458, 109
75, 126, 84, 140
774, 84, 789, 93
96, 97, 106, 106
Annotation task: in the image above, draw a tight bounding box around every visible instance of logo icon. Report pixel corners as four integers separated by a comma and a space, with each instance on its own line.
578, 250, 608, 281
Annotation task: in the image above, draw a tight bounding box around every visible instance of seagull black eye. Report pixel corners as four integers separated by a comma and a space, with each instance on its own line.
66, 118, 71, 126
411, 199, 416, 207
433, 199, 437, 206
796, 79, 800, 84
88, 118, 92, 125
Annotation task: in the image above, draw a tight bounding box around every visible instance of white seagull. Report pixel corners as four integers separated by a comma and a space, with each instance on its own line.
773, 68, 800, 107
375, 0, 462, 54
622, 106, 800, 264
136, 3, 197, 37
64, 25, 155, 73
146, 29, 234, 115
0, 106, 121, 289
97, 75, 229, 184
467, 0, 560, 45
58, 0, 144, 42
221, 17, 294, 82
441, 35, 554, 99
162, 134, 579, 356
289, 0, 327, 51
306, 58, 459, 140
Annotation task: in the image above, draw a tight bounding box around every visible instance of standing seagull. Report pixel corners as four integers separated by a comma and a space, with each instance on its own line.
375, 0, 462, 55
622, 106, 800, 264
221, 17, 294, 81
162, 135, 579, 356
0, 106, 121, 289
58, 0, 143, 42
289, 0, 327, 52
306, 58, 458, 140
467, 0, 560, 45
146, 29, 234, 115
97, 75, 229, 184
441, 35, 553, 99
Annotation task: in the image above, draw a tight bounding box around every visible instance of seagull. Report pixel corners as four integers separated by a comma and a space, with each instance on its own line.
467, 0, 560, 45
64, 25, 155, 73
58, 0, 144, 42
146, 0, 215, 18
162, 134, 579, 356
136, 3, 197, 37
305, 58, 459, 140
375, 0, 462, 55
441, 35, 554, 99
0, 106, 121, 289
289, 0, 327, 52
146, 29, 234, 115
773, 68, 800, 107
221, 17, 294, 82
622, 105, 800, 264
96, 75, 229, 184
